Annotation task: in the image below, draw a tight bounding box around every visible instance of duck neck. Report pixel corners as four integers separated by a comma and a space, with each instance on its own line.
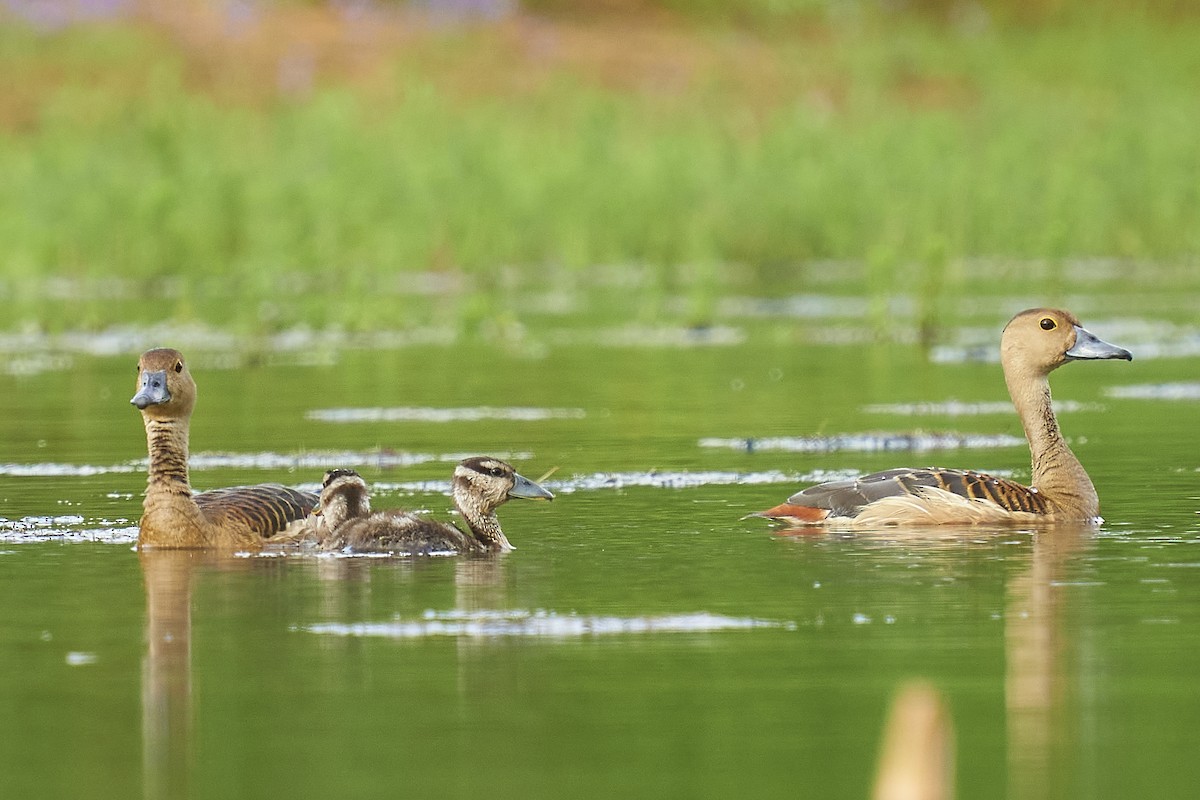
143, 416, 193, 499
453, 489, 512, 552
1005, 367, 1098, 518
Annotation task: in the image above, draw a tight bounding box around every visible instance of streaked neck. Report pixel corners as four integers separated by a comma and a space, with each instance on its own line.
144, 417, 192, 496
453, 486, 512, 552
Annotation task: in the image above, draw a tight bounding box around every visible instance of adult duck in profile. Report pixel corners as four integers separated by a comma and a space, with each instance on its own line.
131, 348, 317, 549
751, 308, 1132, 527
315, 457, 553, 554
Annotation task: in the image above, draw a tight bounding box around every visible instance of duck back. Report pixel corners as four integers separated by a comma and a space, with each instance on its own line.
788, 467, 1051, 517
324, 511, 481, 555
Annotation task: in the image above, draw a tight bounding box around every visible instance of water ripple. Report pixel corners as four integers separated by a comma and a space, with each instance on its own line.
259, 469, 847, 499
0, 516, 137, 544
0, 450, 533, 478
548, 324, 745, 348
0, 462, 139, 477
537, 469, 855, 494
187, 450, 530, 471
307, 407, 586, 423
1104, 382, 1200, 401
699, 432, 1025, 453
862, 400, 1101, 416
303, 609, 795, 639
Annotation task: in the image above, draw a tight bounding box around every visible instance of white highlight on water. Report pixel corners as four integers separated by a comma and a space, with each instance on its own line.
698, 432, 1025, 453
1104, 383, 1200, 401
0, 516, 138, 544
307, 407, 586, 423
304, 609, 795, 639
0, 450, 534, 478
862, 399, 1101, 416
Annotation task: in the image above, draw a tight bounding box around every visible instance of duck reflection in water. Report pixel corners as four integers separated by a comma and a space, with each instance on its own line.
1006, 525, 1090, 799
872, 681, 955, 800
864, 524, 1089, 800
140, 549, 201, 800
141, 549, 308, 800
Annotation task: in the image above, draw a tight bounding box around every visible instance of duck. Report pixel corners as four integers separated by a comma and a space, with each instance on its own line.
131, 347, 318, 549
751, 308, 1132, 527
315, 456, 553, 554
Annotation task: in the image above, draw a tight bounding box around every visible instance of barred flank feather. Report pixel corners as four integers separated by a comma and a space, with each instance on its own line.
196, 485, 318, 538
791, 467, 1050, 516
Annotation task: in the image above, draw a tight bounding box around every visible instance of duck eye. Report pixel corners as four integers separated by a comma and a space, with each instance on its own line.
490, 467, 504, 477
174, 361, 184, 373
1039, 317, 1057, 331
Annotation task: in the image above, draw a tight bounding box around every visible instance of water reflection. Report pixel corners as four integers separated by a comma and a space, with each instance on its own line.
872, 681, 954, 800
774, 521, 1093, 797
136, 517, 1097, 800
1005, 525, 1090, 800
139, 550, 280, 800
139, 550, 198, 800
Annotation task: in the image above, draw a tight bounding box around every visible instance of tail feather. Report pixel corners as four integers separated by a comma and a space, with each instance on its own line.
744, 503, 831, 525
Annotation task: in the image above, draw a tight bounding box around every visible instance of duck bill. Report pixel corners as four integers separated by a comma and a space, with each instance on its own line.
1065, 326, 1132, 361
131, 369, 171, 409
508, 473, 554, 502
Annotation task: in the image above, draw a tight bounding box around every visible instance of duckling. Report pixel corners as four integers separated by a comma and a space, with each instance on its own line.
131, 348, 318, 549
317, 457, 553, 554
751, 308, 1132, 527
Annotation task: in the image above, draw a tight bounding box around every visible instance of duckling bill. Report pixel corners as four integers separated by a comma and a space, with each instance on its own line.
316, 457, 553, 555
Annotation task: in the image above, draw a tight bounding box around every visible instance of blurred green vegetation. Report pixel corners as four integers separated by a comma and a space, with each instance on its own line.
0, 3, 1197, 332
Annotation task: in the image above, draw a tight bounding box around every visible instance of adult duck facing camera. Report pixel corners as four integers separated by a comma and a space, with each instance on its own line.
132, 348, 317, 549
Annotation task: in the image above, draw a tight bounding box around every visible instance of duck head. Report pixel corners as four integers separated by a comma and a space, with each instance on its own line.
318, 468, 371, 531
452, 456, 554, 516
131, 348, 197, 421
1001, 308, 1132, 378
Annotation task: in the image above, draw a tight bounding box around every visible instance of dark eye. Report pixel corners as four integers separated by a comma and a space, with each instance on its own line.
174, 361, 184, 373
490, 467, 504, 477
1039, 317, 1057, 331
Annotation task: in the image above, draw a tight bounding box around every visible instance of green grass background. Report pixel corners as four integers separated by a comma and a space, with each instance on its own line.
0, 1, 1197, 332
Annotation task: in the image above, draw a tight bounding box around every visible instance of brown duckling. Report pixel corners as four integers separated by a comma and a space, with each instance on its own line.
751, 308, 1132, 527
131, 348, 318, 549
316, 457, 553, 554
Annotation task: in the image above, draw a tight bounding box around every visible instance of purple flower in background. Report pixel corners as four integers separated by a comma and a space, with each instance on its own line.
408, 0, 515, 24
0, 0, 518, 35
331, 0, 376, 24
1, 0, 131, 29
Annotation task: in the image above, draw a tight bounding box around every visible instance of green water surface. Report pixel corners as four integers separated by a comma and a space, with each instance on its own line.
1, 306, 1198, 799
